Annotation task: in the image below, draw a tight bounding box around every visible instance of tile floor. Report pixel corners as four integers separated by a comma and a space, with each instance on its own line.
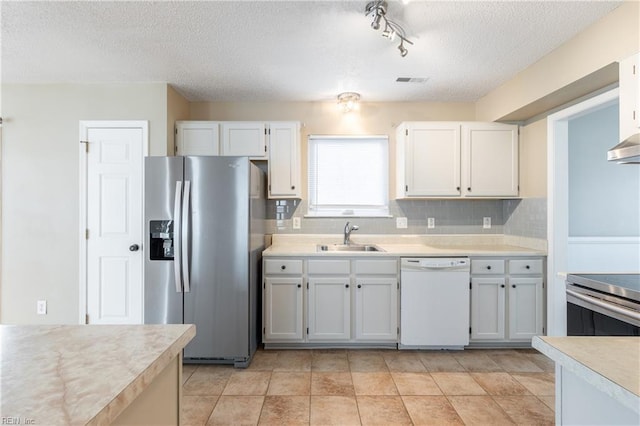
182, 348, 555, 425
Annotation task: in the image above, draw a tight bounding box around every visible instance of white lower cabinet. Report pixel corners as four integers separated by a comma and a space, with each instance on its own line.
355, 277, 398, 341
263, 259, 304, 342
470, 277, 506, 340
470, 257, 545, 344
508, 277, 544, 340
308, 277, 351, 340
263, 255, 542, 347
264, 277, 304, 341
263, 257, 399, 345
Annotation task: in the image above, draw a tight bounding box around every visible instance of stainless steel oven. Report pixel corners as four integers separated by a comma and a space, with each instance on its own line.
566, 274, 640, 336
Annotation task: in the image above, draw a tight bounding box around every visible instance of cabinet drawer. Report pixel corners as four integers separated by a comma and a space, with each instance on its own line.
354, 259, 398, 275
508, 259, 543, 275
308, 259, 350, 275
264, 259, 303, 275
471, 259, 505, 275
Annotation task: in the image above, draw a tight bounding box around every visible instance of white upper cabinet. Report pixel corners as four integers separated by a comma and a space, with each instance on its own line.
220, 121, 268, 159
268, 122, 301, 199
176, 120, 301, 198
619, 52, 639, 142
462, 122, 519, 197
396, 121, 519, 199
175, 121, 220, 155
398, 122, 461, 197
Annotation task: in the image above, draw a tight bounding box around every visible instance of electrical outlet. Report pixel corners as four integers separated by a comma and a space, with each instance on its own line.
292, 217, 301, 229
427, 217, 435, 229
396, 217, 408, 229
37, 300, 47, 315
483, 217, 492, 229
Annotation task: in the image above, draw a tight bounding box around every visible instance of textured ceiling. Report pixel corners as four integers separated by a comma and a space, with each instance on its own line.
1, 1, 622, 102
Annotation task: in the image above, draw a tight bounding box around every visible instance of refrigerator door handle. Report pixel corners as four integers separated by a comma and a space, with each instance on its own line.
173, 181, 183, 293
182, 180, 191, 293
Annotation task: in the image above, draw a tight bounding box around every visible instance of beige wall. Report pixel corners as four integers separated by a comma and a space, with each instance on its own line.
191, 101, 476, 198
519, 118, 548, 198
0, 83, 168, 324
476, 1, 639, 122
166, 85, 190, 155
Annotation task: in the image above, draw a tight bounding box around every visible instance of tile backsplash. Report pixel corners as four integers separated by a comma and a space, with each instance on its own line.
266, 199, 504, 235
266, 197, 547, 240
503, 198, 547, 239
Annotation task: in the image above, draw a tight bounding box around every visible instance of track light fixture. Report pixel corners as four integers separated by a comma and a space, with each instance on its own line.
365, 0, 413, 57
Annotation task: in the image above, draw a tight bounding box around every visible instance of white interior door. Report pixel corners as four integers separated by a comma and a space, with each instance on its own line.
81, 121, 147, 324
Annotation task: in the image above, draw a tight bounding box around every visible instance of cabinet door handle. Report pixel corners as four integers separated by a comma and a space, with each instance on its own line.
291, 185, 295, 190
486, 265, 492, 270
467, 187, 471, 191
297, 284, 301, 288
345, 284, 349, 288
500, 284, 505, 288
281, 265, 286, 270
456, 186, 461, 191
357, 284, 362, 289
512, 284, 516, 288
526, 265, 531, 269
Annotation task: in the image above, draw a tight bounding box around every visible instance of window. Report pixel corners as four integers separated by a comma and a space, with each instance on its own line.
307, 135, 389, 217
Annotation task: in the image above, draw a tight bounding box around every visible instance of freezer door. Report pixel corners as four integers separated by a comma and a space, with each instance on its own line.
144, 156, 184, 325
183, 156, 251, 360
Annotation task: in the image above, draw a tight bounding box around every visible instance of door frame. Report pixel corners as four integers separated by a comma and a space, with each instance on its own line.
78, 120, 149, 324
546, 88, 618, 336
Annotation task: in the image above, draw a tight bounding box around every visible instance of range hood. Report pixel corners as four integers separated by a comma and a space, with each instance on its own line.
608, 133, 640, 164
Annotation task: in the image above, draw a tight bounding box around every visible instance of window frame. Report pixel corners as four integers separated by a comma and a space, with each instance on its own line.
306, 134, 390, 218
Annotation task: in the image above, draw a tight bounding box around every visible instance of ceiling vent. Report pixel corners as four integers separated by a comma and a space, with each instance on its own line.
396, 77, 429, 83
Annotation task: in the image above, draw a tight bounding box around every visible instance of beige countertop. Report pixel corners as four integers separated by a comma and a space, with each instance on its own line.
0, 324, 195, 425
532, 336, 640, 412
263, 234, 547, 257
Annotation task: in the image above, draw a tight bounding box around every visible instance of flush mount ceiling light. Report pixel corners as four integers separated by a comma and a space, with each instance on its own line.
337, 92, 361, 112
365, 0, 414, 57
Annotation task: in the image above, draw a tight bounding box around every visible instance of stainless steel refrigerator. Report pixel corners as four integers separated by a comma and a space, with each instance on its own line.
144, 156, 265, 367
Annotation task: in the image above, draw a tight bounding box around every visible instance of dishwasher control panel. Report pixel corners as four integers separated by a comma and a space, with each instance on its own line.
401, 257, 470, 270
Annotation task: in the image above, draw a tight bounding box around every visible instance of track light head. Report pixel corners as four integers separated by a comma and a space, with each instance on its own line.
364, 0, 413, 58
398, 41, 408, 57
371, 14, 382, 30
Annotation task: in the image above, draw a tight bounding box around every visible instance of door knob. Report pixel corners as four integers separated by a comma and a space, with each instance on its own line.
129, 244, 140, 252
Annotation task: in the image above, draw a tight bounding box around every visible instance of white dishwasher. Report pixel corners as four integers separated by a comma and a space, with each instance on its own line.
400, 257, 470, 349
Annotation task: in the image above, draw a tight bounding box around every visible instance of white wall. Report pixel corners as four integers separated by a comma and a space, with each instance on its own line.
0, 83, 169, 324
567, 102, 640, 273
568, 103, 639, 237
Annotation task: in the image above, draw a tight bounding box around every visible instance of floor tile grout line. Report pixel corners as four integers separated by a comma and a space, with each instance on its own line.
182, 349, 555, 425
488, 393, 522, 425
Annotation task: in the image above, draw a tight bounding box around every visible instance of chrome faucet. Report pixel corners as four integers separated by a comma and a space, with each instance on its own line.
343, 222, 359, 245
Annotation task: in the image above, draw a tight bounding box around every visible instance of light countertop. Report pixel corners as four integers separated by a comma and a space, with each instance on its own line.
263, 234, 547, 257
532, 336, 640, 413
0, 324, 195, 425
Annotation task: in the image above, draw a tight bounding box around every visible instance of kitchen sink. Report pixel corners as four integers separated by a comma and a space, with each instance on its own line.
316, 244, 384, 252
